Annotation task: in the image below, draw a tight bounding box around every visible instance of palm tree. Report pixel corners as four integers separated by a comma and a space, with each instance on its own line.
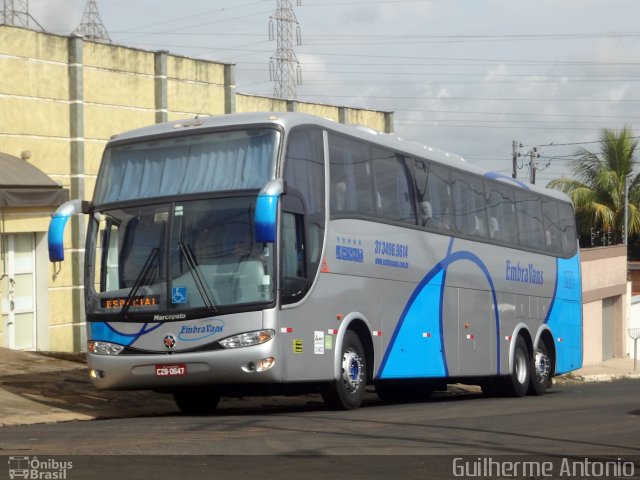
547, 125, 640, 244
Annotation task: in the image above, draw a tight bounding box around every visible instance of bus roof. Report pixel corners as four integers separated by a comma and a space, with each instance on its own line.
106, 111, 571, 203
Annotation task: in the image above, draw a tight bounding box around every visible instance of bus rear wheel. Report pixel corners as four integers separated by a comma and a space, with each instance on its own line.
322, 330, 367, 410
173, 388, 220, 415
528, 340, 552, 396
500, 336, 530, 397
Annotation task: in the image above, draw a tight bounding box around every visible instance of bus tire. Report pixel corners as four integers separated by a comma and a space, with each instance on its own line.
322, 330, 367, 410
501, 336, 530, 397
173, 388, 220, 415
528, 340, 552, 396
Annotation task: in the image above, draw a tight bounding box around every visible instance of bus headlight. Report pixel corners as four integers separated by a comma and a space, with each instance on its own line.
88, 340, 124, 355
219, 329, 275, 349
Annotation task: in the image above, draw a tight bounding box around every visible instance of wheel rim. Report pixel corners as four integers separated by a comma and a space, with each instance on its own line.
534, 349, 550, 383
515, 348, 528, 385
341, 348, 364, 393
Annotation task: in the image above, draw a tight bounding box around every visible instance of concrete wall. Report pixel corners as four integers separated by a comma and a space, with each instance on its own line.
0, 25, 393, 352
580, 245, 629, 366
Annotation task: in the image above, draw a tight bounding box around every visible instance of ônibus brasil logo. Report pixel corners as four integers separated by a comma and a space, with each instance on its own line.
8, 456, 73, 479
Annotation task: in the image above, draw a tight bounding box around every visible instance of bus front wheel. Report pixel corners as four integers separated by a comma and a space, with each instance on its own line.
173, 388, 220, 415
322, 330, 367, 410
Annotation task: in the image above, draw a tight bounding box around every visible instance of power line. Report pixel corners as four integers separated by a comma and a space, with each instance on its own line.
538, 135, 640, 147
114, 0, 266, 33
295, 51, 640, 67
238, 67, 640, 81
395, 118, 634, 126
111, 31, 640, 41
118, 9, 272, 42
394, 109, 640, 120
298, 94, 640, 102
300, 79, 640, 85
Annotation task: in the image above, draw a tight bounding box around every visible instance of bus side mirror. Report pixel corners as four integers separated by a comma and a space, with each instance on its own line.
255, 179, 285, 243
48, 199, 91, 262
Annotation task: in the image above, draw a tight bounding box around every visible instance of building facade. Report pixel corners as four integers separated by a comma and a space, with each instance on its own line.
580, 245, 630, 366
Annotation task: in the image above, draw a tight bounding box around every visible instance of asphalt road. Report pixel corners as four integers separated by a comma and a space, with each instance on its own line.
1, 380, 639, 479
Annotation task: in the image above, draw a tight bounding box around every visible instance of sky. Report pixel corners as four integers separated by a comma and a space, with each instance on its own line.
27, 0, 640, 186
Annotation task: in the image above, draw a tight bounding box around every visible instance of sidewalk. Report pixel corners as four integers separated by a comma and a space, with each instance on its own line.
564, 356, 640, 382
0, 347, 638, 427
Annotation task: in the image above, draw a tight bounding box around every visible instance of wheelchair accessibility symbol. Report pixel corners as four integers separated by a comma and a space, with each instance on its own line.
172, 286, 188, 304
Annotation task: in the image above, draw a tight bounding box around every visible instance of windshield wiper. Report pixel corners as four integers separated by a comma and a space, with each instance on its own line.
120, 247, 159, 320
178, 241, 217, 312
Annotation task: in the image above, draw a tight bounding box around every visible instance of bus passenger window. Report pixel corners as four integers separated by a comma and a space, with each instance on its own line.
558, 202, 578, 258
487, 184, 517, 244
516, 191, 545, 250
426, 163, 453, 230
413, 159, 430, 226
542, 198, 562, 254
452, 172, 487, 238
372, 150, 415, 224
329, 133, 375, 217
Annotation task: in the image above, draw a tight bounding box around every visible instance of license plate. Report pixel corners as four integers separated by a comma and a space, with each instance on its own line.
155, 364, 187, 376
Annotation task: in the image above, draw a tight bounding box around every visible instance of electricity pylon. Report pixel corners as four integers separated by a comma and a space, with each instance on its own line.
269, 0, 302, 100
73, 0, 111, 42
1, 0, 44, 30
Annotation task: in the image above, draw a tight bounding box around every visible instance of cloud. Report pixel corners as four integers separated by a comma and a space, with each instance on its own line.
30, 0, 85, 34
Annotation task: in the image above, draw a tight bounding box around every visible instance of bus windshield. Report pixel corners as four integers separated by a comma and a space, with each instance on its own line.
87, 196, 274, 317
93, 128, 280, 205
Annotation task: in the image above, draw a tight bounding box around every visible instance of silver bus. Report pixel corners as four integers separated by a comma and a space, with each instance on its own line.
48, 112, 582, 412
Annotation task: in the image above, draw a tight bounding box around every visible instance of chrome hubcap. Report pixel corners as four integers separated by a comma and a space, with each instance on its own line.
341, 349, 364, 393
534, 349, 550, 383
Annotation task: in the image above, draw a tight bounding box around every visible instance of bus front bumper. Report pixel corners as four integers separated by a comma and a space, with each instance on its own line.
87, 342, 281, 390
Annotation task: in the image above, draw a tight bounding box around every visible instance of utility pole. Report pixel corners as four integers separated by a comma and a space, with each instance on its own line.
529, 147, 540, 185
73, 0, 111, 43
512, 141, 520, 179
0, 0, 43, 30
269, 0, 302, 100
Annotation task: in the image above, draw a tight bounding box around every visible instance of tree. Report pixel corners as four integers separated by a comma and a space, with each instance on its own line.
547, 125, 640, 245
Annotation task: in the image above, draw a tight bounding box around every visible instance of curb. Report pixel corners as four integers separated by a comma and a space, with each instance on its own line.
557, 373, 640, 383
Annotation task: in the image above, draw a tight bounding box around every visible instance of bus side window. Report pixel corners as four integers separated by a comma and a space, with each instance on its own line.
371, 149, 415, 225
99, 219, 120, 292
516, 191, 545, 250
413, 158, 430, 226
427, 163, 453, 231
486, 184, 517, 245
329, 133, 375, 216
281, 212, 307, 303
284, 126, 325, 281
558, 202, 578, 258
542, 198, 562, 255
452, 172, 487, 238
